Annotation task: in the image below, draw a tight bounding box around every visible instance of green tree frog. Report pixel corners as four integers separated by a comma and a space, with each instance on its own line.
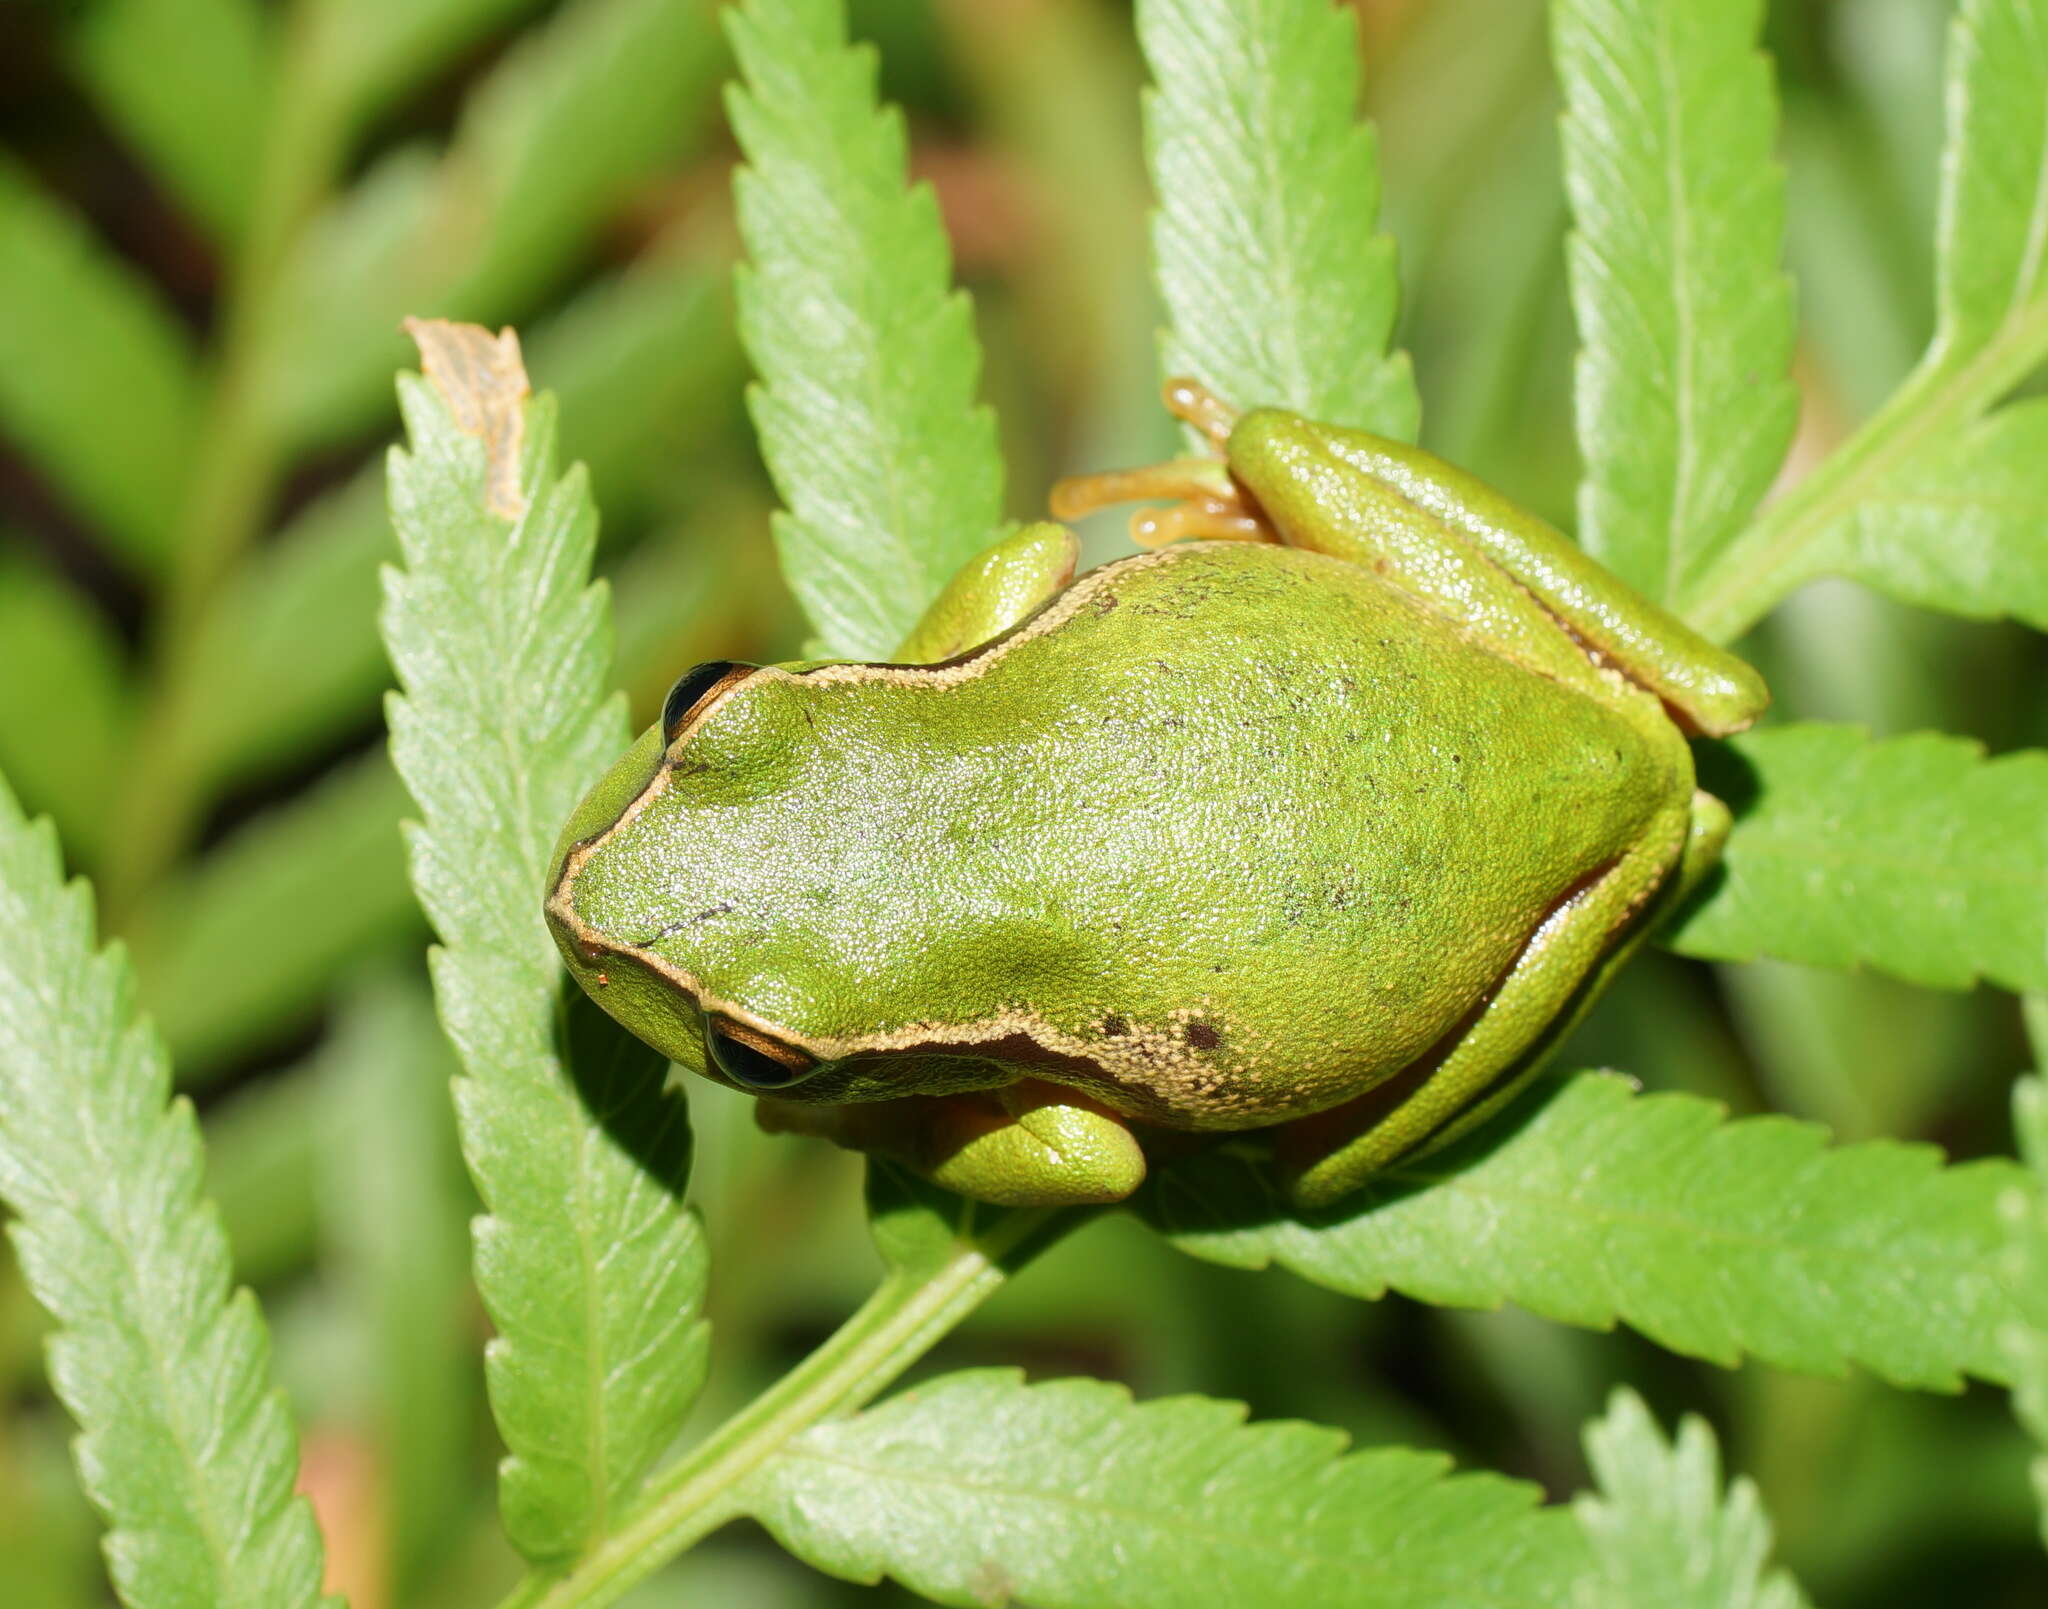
546, 382, 1766, 1210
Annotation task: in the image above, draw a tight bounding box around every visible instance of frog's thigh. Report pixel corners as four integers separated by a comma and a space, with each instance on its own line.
1230, 415, 1768, 735
1278, 809, 1690, 1210
920, 1081, 1147, 1206
1387, 789, 1733, 1167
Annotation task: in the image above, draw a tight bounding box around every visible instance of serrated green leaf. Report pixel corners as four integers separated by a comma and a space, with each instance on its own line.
270, 0, 724, 451
1784, 398, 2048, 632
1932, 0, 2048, 364
188, 253, 737, 792
203, 1066, 321, 1288
862, 1160, 992, 1280
0, 548, 129, 868
1139, 0, 1417, 439
0, 773, 334, 1609
727, 0, 1006, 658
0, 162, 200, 575
1142, 1072, 2021, 1389
263, 148, 438, 440
443, 1, 724, 323
742, 1370, 1585, 1608
382, 328, 708, 1562
1751, 3, 2048, 640
1682, 0, 2048, 644
1573, 1389, 1808, 1609
125, 749, 419, 1076
1554, 0, 1796, 608
1671, 724, 2048, 993
2006, 1076, 2048, 1548
316, 970, 474, 1597
608, 518, 743, 715
182, 473, 394, 787
529, 255, 742, 523
308, 0, 545, 133
65, 0, 270, 242
1779, 100, 1926, 421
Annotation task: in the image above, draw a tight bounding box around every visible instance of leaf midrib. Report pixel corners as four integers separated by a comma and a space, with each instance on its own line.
1654, 2, 1697, 608
32, 992, 246, 1601
1383, 1150, 2006, 1299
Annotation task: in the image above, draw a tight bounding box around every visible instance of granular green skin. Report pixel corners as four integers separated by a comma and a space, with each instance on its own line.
551, 540, 1687, 1132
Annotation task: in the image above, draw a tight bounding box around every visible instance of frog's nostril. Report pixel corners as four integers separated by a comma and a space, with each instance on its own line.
703, 1014, 817, 1090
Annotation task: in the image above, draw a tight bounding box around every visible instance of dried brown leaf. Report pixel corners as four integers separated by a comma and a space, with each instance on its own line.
402, 318, 530, 518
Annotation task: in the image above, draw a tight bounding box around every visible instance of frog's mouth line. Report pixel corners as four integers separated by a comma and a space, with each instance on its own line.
546, 867, 1272, 1128
548, 913, 1207, 1119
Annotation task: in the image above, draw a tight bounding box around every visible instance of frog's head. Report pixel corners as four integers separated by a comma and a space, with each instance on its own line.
544, 656, 1028, 1104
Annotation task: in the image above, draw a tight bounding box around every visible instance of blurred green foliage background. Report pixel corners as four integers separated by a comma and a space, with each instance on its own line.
0, 0, 2043, 1603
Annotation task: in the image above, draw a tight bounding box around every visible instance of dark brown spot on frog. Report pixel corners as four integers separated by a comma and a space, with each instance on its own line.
1100, 1013, 1129, 1037
1184, 1021, 1220, 1050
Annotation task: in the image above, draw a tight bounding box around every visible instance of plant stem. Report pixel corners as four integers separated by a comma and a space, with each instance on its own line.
1683, 301, 2048, 645
101, 1, 352, 922
496, 1205, 1070, 1609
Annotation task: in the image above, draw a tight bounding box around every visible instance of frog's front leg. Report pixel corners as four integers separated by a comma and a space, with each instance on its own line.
893, 521, 1079, 664
1274, 793, 1716, 1210
759, 1080, 1148, 1206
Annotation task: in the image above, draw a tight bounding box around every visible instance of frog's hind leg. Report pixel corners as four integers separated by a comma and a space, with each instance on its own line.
1050, 458, 1271, 549
1412, 790, 1733, 1161
1224, 411, 1769, 737
1049, 378, 1274, 550
1276, 794, 1721, 1210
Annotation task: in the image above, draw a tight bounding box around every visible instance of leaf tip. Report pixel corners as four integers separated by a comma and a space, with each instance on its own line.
402, 317, 532, 520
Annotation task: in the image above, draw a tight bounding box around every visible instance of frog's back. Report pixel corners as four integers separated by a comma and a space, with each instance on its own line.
869, 540, 1684, 1127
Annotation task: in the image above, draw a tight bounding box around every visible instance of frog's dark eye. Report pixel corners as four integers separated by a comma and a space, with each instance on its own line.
703, 1015, 816, 1090
662, 660, 755, 744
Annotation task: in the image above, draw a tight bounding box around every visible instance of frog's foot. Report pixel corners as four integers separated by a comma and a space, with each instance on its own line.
1049, 379, 1271, 548
759, 1080, 1147, 1207
1274, 801, 1700, 1211
1162, 376, 1238, 449
1049, 457, 1270, 549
